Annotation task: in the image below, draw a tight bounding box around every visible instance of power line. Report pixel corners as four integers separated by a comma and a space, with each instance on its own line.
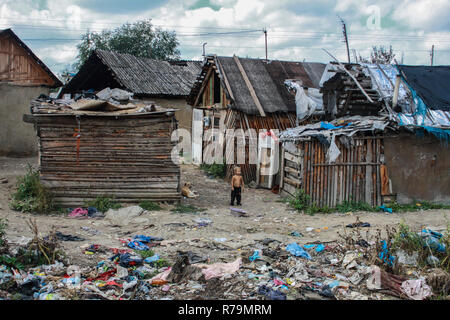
3, 22, 450, 41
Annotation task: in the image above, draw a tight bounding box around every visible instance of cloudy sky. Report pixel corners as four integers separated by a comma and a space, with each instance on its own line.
1, 0, 449, 75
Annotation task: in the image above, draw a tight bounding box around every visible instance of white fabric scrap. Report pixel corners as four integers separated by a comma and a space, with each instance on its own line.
401, 278, 432, 300
326, 133, 341, 163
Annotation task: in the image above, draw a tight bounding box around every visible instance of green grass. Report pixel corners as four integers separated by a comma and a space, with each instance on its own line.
85, 195, 122, 212
10, 165, 55, 214
286, 190, 450, 215
139, 201, 162, 211
171, 204, 206, 214
387, 201, 450, 212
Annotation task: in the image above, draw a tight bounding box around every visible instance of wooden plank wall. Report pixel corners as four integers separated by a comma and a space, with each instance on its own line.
0, 34, 55, 86
35, 114, 180, 207
223, 109, 296, 184
281, 136, 384, 207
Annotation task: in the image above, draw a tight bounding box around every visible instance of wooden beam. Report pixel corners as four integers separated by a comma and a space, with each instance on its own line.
323, 49, 374, 103
233, 55, 266, 117
215, 55, 235, 102
193, 68, 213, 107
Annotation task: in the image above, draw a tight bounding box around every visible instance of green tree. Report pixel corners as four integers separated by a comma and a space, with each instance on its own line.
76, 19, 180, 69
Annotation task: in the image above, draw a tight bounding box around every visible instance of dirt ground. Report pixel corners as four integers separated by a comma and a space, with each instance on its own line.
1, 156, 449, 270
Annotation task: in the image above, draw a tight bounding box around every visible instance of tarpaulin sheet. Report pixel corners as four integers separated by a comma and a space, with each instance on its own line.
285, 80, 323, 121
398, 65, 450, 112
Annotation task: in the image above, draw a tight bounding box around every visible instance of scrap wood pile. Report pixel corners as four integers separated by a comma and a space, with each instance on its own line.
1, 218, 449, 300
31, 87, 170, 115
322, 63, 384, 118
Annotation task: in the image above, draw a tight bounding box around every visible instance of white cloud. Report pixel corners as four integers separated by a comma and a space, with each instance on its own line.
1, 0, 449, 71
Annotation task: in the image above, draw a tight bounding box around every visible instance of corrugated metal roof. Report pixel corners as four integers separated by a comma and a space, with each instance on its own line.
65, 50, 202, 97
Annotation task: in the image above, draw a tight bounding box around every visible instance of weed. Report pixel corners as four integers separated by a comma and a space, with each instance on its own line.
336, 200, 377, 213
200, 162, 226, 179
0, 218, 7, 248
386, 201, 450, 213
154, 258, 171, 269
139, 201, 162, 211
171, 204, 206, 214
10, 165, 55, 214
288, 190, 332, 215
134, 249, 155, 259
0, 255, 25, 270
85, 195, 122, 212
391, 223, 450, 272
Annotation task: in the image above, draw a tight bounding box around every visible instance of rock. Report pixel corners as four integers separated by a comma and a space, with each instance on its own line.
303, 291, 323, 300
105, 206, 145, 226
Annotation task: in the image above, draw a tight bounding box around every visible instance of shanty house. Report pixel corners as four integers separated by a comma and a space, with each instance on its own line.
279, 63, 450, 206
24, 98, 181, 207
0, 28, 62, 156
63, 49, 202, 132
187, 55, 325, 188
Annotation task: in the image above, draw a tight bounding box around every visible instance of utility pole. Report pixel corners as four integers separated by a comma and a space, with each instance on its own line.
339, 17, 351, 63
263, 28, 268, 60
430, 45, 435, 66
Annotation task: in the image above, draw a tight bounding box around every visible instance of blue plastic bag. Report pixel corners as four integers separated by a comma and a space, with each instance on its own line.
304, 244, 326, 253
379, 205, 393, 213
249, 250, 261, 262
133, 235, 163, 243
144, 254, 160, 264
286, 243, 312, 260
379, 240, 395, 267
420, 229, 446, 253
127, 240, 149, 251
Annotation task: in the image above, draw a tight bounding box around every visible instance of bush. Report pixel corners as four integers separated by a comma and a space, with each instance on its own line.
288, 190, 332, 215
392, 223, 450, 272
200, 162, 226, 179
85, 196, 122, 212
10, 166, 55, 214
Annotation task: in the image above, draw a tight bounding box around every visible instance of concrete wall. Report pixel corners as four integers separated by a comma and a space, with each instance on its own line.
0, 83, 50, 156
384, 134, 450, 205
141, 98, 193, 132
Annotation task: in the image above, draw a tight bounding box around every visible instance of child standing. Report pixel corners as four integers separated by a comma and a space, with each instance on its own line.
230, 166, 244, 206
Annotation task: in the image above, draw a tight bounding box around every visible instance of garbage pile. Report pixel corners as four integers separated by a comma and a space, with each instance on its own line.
1, 217, 449, 300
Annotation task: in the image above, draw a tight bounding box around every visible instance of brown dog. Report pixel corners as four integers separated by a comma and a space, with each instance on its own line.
181, 182, 199, 198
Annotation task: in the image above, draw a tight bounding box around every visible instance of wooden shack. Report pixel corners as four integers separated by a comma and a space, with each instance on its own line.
0, 28, 62, 156
24, 100, 181, 207
187, 55, 325, 188
63, 50, 201, 133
